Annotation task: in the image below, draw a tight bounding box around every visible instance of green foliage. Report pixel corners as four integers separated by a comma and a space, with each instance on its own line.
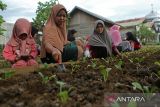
0, 1, 7, 10
56, 81, 69, 104
114, 60, 124, 71
38, 72, 56, 84
0, 71, 15, 80
90, 58, 98, 69
0, 0, 7, 35
111, 101, 120, 107
99, 65, 111, 82
136, 24, 156, 43
132, 82, 156, 93
127, 101, 137, 107
58, 90, 69, 104
71, 63, 80, 73
132, 82, 144, 93
32, 0, 58, 30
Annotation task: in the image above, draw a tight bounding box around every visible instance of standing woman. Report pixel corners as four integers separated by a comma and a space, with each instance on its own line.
3, 18, 38, 68
40, 4, 83, 66
88, 20, 121, 58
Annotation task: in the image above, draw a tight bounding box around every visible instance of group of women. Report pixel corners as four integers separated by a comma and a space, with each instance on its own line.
2, 4, 141, 69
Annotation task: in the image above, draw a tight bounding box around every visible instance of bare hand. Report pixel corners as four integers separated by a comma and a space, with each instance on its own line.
52, 49, 62, 63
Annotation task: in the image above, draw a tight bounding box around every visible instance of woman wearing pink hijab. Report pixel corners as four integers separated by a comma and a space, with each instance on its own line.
109, 25, 122, 46
3, 18, 38, 68
109, 25, 132, 52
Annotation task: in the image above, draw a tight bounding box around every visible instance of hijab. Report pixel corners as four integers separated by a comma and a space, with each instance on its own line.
88, 20, 112, 56
109, 25, 122, 46
41, 4, 67, 58
7, 18, 35, 53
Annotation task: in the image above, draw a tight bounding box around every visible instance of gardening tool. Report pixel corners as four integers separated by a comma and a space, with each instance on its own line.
56, 64, 66, 72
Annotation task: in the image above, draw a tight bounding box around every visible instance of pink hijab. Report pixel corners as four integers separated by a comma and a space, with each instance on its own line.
109, 25, 122, 46
7, 18, 35, 53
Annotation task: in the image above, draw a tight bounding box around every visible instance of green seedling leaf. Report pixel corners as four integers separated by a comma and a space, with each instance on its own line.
99, 65, 111, 82
127, 101, 137, 107
132, 82, 143, 92
115, 60, 124, 71
143, 86, 150, 93
58, 90, 69, 104
38, 72, 44, 78
111, 101, 120, 107
4, 71, 14, 79
154, 61, 160, 66
44, 63, 48, 69
56, 81, 66, 92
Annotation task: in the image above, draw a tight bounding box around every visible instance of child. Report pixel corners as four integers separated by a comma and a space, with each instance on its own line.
3, 18, 38, 68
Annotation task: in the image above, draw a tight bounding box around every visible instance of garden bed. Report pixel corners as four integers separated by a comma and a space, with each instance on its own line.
0, 46, 160, 107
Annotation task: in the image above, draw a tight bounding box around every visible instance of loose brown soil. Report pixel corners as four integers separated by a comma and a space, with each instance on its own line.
0, 46, 160, 107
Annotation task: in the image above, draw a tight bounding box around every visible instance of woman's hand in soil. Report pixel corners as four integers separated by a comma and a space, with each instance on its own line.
52, 49, 62, 63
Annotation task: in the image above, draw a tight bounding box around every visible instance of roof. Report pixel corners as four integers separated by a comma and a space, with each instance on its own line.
116, 17, 145, 27
144, 22, 154, 28
69, 6, 115, 26
145, 10, 160, 20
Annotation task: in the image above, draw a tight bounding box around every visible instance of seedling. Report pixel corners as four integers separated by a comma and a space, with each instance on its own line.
99, 65, 112, 82
70, 63, 80, 73
38, 72, 56, 84
132, 82, 155, 93
82, 56, 87, 63
114, 60, 124, 71
132, 82, 144, 93
56, 81, 69, 104
3, 71, 15, 79
154, 61, 160, 66
101, 58, 109, 63
44, 63, 48, 69
127, 101, 137, 107
90, 58, 97, 69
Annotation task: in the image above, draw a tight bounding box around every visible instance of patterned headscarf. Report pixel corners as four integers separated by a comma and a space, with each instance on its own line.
88, 20, 112, 56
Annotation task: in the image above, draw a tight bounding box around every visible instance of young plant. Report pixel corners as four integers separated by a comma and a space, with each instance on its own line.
132, 82, 144, 93
56, 81, 69, 104
3, 71, 15, 79
99, 65, 112, 82
44, 63, 48, 69
114, 60, 124, 71
90, 58, 97, 69
101, 58, 109, 63
38, 72, 56, 84
154, 61, 160, 66
70, 63, 80, 73
132, 82, 155, 93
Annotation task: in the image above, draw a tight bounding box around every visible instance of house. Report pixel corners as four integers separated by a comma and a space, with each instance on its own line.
0, 22, 14, 44
69, 6, 115, 38
116, 8, 160, 42
116, 17, 145, 38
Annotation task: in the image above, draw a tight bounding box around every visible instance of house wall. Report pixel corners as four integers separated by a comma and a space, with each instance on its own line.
69, 10, 110, 38
0, 22, 14, 44
120, 26, 136, 39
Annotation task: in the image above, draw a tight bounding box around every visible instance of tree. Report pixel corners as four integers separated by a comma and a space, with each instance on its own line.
32, 0, 58, 31
136, 24, 156, 43
0, 0, 7, 35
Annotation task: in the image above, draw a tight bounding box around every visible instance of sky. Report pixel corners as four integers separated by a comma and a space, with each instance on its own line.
0, 0, 160, 23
